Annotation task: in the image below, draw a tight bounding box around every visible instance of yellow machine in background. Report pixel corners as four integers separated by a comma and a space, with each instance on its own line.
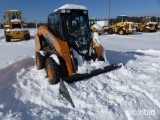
89, 18, 103, 35
135, 17, 158, 32
3, 10, 30, 42
108, 15, 135, 35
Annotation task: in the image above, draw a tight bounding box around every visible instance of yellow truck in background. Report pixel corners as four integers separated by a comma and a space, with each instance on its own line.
107, 15, 135, 35
3, 10, 30, 42
134, 17, 158, 32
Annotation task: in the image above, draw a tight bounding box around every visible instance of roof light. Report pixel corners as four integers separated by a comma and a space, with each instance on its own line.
83, 10, 87, 14
60, 9, 65, 13
66, 9, 71, 13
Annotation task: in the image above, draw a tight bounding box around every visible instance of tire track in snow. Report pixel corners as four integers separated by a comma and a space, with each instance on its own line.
131, 85, 160, 109
0, 35, 5, 40
0, 57, 35, 93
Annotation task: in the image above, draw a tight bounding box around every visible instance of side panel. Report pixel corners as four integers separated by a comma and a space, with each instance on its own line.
36, 26, 75, 76
92, 40, 102, 60
34, 33, 41, 52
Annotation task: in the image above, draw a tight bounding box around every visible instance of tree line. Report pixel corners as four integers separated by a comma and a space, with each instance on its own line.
0, 22, 47, 28
1, 16, 160, 28
109, 16, 160, 25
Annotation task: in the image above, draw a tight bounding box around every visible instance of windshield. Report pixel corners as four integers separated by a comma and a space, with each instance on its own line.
9, 14, 21, 20
62, 12, 90, 54
89, 19, 97, 25
142, 18, 151, 23
117, 16, 129, 22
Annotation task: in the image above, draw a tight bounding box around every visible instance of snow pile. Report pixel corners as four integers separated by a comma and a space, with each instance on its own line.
54, 4, 87, 12
0, 29, 4, 39
93, 24, 102, 30
0, 29, 160, 120
57, 4, 87, 10
11, 19, 21, 23
71, 32, 109, 74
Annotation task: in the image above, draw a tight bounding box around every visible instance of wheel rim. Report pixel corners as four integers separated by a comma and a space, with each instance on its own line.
119, 30, 123, 35
47, 64, 53, 80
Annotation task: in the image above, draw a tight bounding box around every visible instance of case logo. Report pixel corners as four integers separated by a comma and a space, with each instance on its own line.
46, 31, 54, 44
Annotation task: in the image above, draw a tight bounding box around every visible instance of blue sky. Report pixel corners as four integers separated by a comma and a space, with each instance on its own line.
0, 0, 160, 23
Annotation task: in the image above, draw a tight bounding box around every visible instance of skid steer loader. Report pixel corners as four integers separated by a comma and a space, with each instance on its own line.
3, 10, 30, 42
34, 4, 121, 107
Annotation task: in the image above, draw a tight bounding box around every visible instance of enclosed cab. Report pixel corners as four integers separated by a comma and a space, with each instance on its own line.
108, 15, 135, 35
47, 5, 92, 56
3, 10, 30, 42
135, 17, 158, 32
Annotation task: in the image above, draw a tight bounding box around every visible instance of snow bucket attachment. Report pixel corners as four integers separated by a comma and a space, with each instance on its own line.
62, 64, 122, 83
59, 79, 75, 108
59, 63, 122, 108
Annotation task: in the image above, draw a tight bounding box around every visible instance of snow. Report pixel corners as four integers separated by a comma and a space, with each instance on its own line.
54, 4, 87, 12
93, 24, 102, 30
0, 28, 160, 120
11, 19, 21, 23
7, 10, 20, 12
50, 54, 60, 65
147, 22, 158, 25
6, 28, 29, 32
57, 4, 87, 10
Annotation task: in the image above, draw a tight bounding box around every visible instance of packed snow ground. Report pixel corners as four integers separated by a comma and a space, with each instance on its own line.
0, 29, 160, 120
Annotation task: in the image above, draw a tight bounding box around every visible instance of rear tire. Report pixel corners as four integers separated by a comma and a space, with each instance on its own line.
25, 34, 30, 40
143, 27, 150, 32
36, 52, 46, 70
107, 28, 113, 34
6, 35, 11, 42
46, 57, 60, 84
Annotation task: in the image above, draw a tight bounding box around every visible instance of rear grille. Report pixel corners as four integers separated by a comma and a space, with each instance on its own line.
149, 24, 154, 27
129, 24, 134, 29
12, 24, 21, 29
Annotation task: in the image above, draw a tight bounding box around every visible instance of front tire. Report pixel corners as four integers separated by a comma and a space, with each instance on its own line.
25, 34, 30, 40
118, 28, 126, 35
6, 35, 11, 42
36, 52, 46, 70
107, 28, 113, 34
143, 27, 150, 32
46, 57, 60, 84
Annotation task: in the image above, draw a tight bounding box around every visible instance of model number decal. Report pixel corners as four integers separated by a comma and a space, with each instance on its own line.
46, 31, 54, 44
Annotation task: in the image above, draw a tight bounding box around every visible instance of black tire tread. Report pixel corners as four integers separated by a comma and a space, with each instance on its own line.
36, 52, 46, 70
46, 57, 60, 84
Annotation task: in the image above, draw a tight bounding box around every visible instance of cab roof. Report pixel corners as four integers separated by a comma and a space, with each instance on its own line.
54, 4, 88, 12
5, 10, 21, 14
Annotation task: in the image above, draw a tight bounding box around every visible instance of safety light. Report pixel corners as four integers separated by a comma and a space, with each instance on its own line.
83, 10, 87, 14
66, 9, 71, 13
60, 9, 65, 13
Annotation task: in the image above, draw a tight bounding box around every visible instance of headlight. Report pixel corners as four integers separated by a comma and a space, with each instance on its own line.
66, 9, 71, 13
83, 10, 88, 14
60, 9, 71, 13
60, 9, 65, 13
